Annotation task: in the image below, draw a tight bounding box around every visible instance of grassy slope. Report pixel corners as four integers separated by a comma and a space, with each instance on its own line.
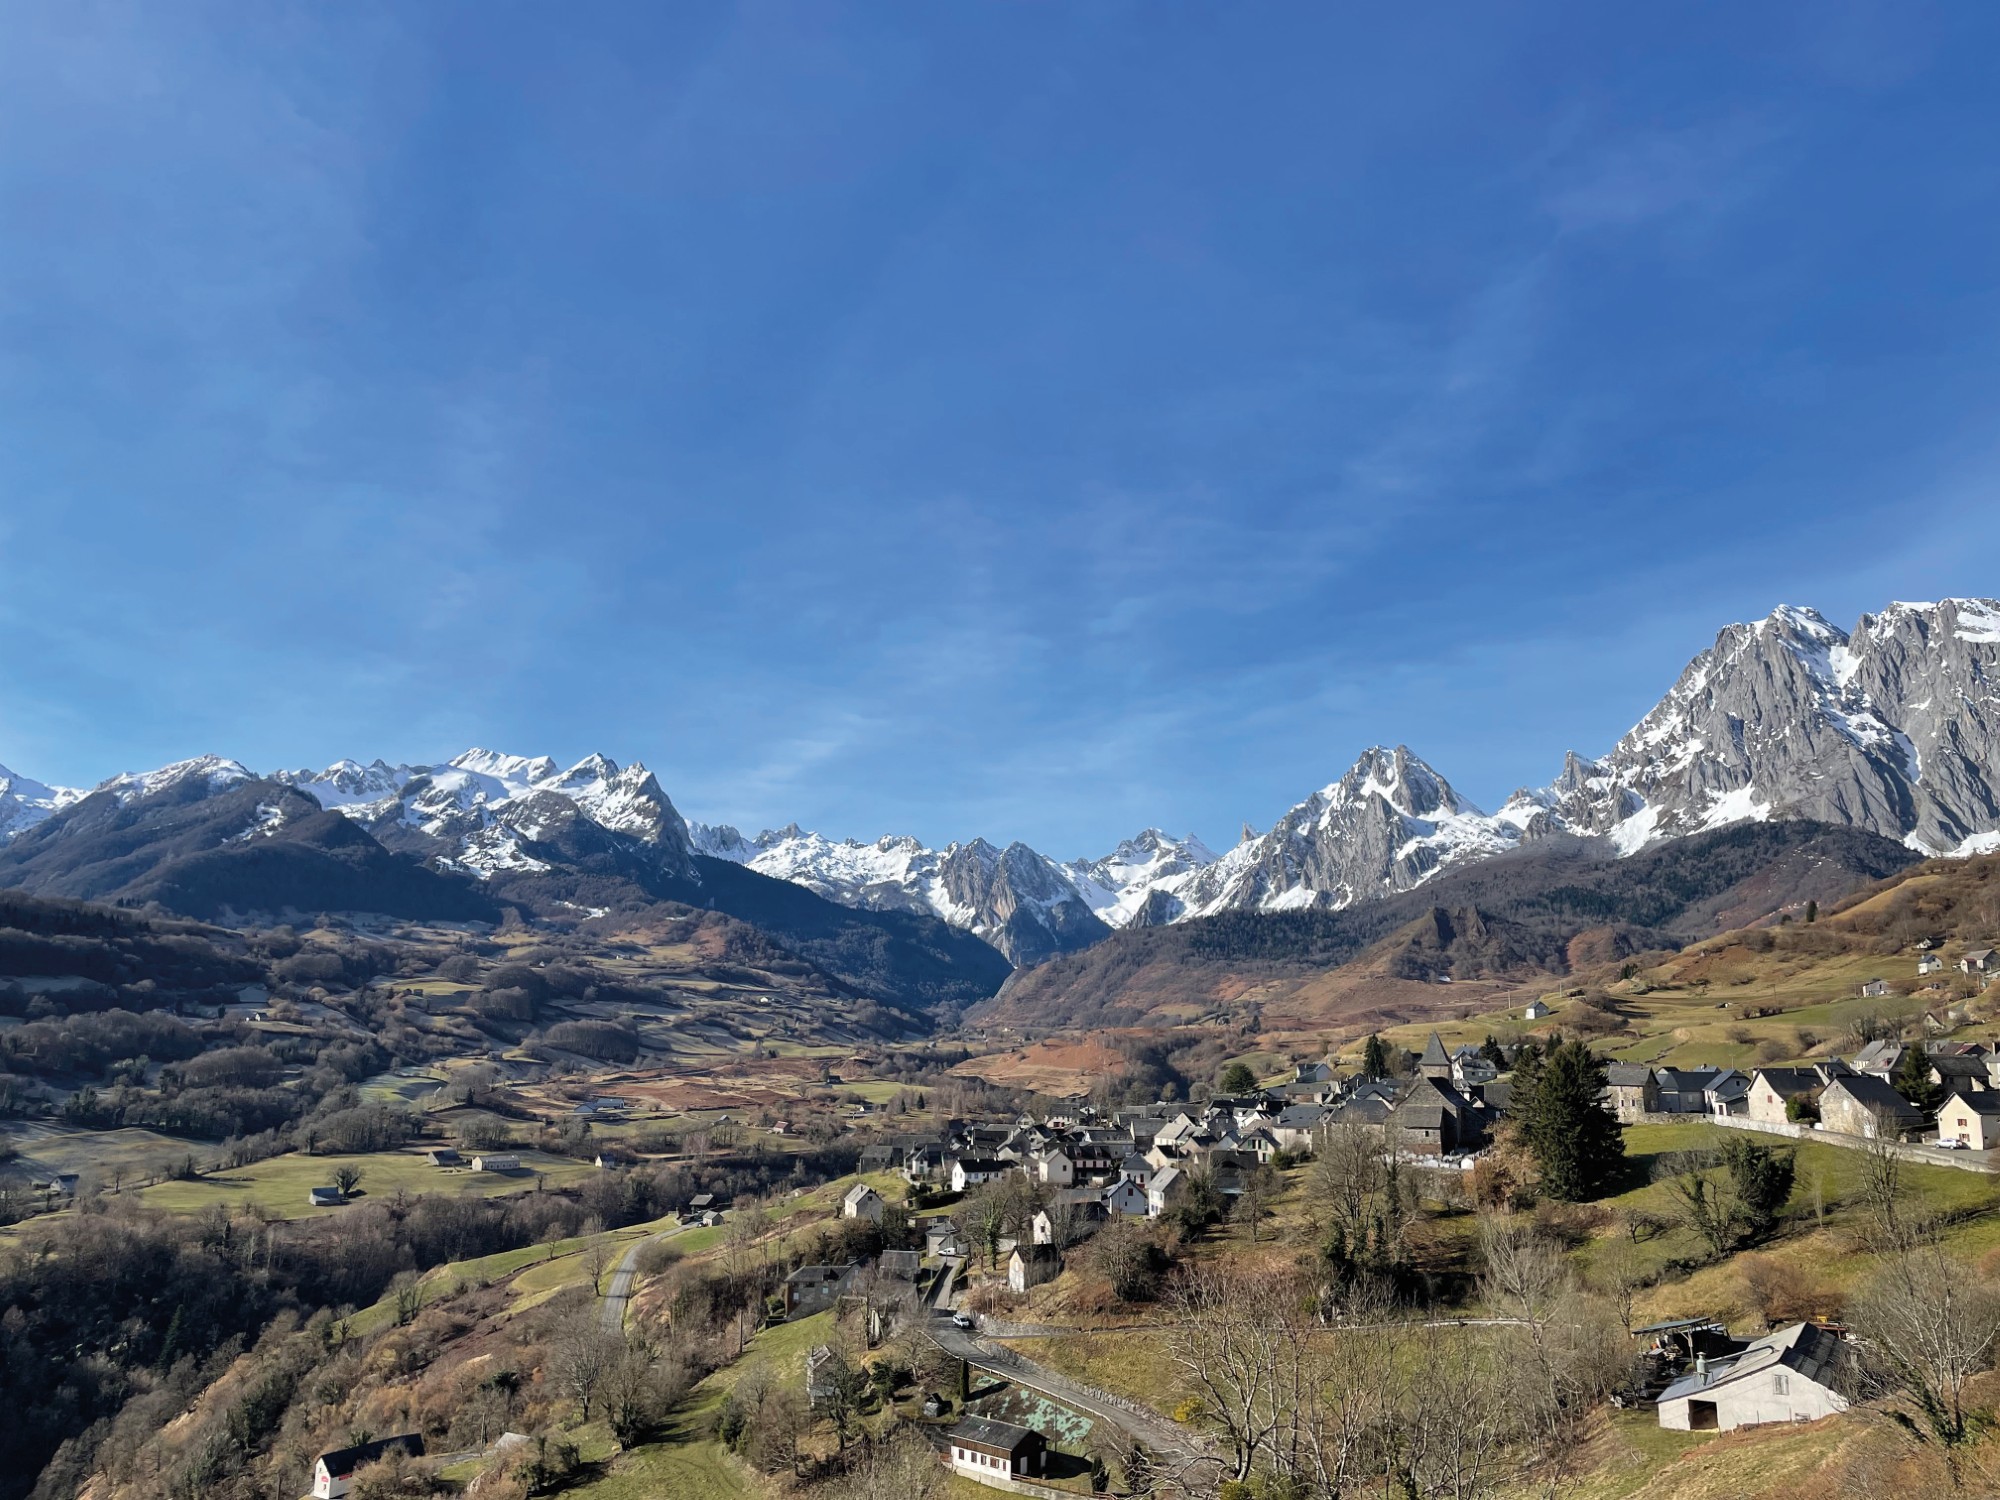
134, 1147, 596, 1218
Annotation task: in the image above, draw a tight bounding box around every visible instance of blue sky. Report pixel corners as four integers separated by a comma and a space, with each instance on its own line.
3, 2, 1999, 856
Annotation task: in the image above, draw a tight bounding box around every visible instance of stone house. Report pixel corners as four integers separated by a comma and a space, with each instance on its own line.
842, 1184, 885, 1222
1747, 1068, 1832, 1124
1603, 1064, 1658, 1122
1818, 1075, 1923, 1140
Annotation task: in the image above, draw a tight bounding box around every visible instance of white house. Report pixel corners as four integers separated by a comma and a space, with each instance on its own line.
1656, 1323, 1850, 1432
948, 1417, 1046, 1485
842, 1183, 885, 1222
1146, 1164, 1186, 1218
471, 1154, 521, 1173
311, 1435, 423, 1498
1103, 1178, 1149, 1217
1034, 1149, 1076, 1188
951, 1158, 1008, 1193
1007, 1243, 1062, 1293
1938, 1089, 2000, 1150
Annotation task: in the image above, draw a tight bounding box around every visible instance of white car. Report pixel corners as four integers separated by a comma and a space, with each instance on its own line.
1935, 1137, 1969, 1150
951, 1313, 976, 1329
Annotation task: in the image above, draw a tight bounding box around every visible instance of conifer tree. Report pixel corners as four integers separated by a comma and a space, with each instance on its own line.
1362, 1034, 1389, 1078
1896, 1044, 1942, 1117
1512, 1038, 1624, 1201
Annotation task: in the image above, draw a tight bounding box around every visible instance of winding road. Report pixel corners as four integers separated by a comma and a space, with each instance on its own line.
600, 1229, 675, 1331
926, 1313, 1213, 1478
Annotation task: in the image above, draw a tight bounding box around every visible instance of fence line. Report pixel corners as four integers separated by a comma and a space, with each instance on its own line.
1634, 1111, 1996, 1174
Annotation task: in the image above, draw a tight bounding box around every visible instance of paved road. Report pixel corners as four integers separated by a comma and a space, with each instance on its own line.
927, 1315, 1214, 1478
601, 1230, 674, 1331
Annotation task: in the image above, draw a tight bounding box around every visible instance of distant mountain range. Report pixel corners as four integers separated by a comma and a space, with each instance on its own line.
4, 597, 1999, 969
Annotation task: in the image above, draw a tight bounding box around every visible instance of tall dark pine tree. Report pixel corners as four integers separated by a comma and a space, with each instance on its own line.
1895, 1044, 1942, 1117
1514, 1039, 1625, 1201
1362, 1034, 1389, 1079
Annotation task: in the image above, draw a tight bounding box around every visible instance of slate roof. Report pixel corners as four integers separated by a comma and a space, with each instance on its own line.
951, 1416, 1042, 1456
1931, 1054, 1989, 1079
1658, 1322, 1846, 1404
1826, 1074, 1919, 1114
1604, 1065, 1655, 1088
1753, 1067, 1825, 1097
316, 1435, 423, 1478
1419, 1032, 1451, 1068
1942, 1088, 2000, 1115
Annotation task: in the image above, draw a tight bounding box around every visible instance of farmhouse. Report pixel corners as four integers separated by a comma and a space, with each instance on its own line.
783, 1262, 859, 1316
1964, 948, 1997, 975
1603, 1064, 1657, 1121
947, 1417, 1047, 1484
311, 1435, 423, 1498
842, 1184, 886, 1222
1747, 1068, 1833, 1124
1818, 1075, 1923, 1140
1656, 1323, 1850, 1432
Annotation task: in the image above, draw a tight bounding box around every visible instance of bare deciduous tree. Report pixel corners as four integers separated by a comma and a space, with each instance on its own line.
1848, 1239, 2000, 1488
549, 1315, 624, 1422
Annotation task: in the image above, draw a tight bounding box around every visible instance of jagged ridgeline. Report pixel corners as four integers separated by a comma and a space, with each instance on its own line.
2, 597, 1998, 976
979, 821, 1923, 1028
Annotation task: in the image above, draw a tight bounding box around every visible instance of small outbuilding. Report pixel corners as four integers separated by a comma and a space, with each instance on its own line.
842, 1183, 886, 1222
307, 1186, 345, 1208
1656, 1323, 1850, 1432
1007, 1243, 1062, 1293
311, 1434, 423, 1498
947, 1416, 1047, 1483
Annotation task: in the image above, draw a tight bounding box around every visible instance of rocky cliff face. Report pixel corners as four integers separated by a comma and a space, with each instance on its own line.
687, 823, 1110, 965
1175, 745, 1530, 919
278, 748, 701, 883
6, 597, 1998, 961
1518, 600, 2000, 854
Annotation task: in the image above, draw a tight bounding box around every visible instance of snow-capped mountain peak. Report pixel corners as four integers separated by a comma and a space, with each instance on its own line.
99, 754, 252, 805
447, 747, 561, 791
0, 762, 82, 840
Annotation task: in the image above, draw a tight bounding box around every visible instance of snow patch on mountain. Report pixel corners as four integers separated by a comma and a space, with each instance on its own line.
100, 755, 253, 805
0, 763, 82, 841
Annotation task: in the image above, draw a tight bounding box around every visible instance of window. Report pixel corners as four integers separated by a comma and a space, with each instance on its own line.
1773, 1373, 1789, 1394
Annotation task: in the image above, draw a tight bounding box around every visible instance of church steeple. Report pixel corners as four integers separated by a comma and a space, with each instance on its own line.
1418, 1032, 1452, 1082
